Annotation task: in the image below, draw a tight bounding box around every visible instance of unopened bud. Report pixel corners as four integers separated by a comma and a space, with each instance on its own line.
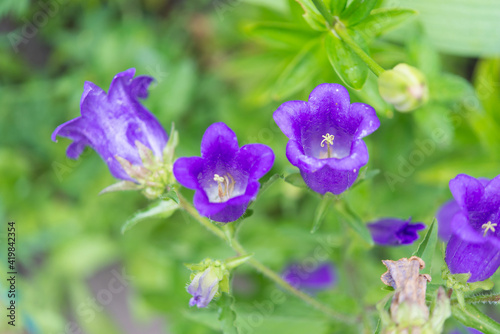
186, 258, 230, 308
378, 64, 429, 112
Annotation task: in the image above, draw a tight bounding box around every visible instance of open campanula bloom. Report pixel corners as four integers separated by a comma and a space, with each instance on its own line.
173, 122, 274, 223
445, 174, 500, 282
367, 218, 425, 246
282, 262, 336, 292
436, 178, 489, 242
52, 69, 168, 182
273, 83, 380, 195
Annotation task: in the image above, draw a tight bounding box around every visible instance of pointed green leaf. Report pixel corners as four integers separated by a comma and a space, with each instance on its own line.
335, 201, 374, 245
354, 8, 417, 40
452, 303, 500, 334
295, 0, 327, 31
121, 200, 178, 234
325, 31, 368, 90
218, 293, 240, 334
341, 0, 377, 26
284, 172, 308, 188
311, 194, 334, 233
325, 0, 347, 15
412, 219, 437, 275
245, 22, 320, 49
273, 39, 321, 99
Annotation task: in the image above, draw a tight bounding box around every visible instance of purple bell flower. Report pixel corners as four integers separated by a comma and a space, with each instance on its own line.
445, 174, 500, 282
52, 69, 168, 182
436, 178, 489, 242
173, 122, 274, 223
273, 83, 379, 195
367, 218, 425, 246
282, 262, 337, 292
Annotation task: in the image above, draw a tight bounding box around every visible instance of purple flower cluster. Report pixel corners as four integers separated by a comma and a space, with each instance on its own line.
438, 174, 500, 282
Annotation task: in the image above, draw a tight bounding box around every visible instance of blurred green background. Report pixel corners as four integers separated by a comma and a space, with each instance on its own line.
1, 0, 500, 333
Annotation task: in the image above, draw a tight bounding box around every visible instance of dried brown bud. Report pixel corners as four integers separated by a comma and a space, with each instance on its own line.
381, 256, 432, 334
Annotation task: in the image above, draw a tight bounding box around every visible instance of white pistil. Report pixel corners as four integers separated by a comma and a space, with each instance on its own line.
213, 173, 235, 202
320, 133, 335, 158
482, 221, 497, 237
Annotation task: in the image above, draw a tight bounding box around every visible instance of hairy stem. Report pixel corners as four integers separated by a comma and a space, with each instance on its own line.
177, 192, 354, 324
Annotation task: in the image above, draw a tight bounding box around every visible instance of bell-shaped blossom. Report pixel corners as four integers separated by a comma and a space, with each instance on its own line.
273, 83, 379, 195
436, 178, 489, 242
52, 69, 168, 182
445, 174, 500, 282
173, 122, 274, 223
282, 262, 337, 292
368, 218, 425, 246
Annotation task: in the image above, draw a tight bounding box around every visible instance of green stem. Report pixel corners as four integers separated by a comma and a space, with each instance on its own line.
311, 0, 335, 26
177, 193, 354, 324
333, 24, 385, 77
451, 293, 500, 306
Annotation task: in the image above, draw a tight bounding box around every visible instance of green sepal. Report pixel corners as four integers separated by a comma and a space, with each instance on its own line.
121, 199, 178, 234
225, 254, 253, 270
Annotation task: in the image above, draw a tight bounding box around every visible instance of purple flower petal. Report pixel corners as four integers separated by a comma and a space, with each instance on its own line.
282, 262, 337, 291
52, 69, 168, 182
274, 83, 379, 195
367, 218, 425, 246
445, 174, 500, 282
173, 122, 274, 223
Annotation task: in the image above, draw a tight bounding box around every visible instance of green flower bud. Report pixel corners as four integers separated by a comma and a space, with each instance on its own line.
378, 64, 429, 112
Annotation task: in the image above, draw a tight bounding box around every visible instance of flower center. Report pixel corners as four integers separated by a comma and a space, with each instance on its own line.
482, 221, 497, 237
320, 133, 335, 159
213, 173, 235, 202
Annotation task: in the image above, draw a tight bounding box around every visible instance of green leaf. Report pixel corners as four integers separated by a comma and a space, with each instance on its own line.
272, 39, 321, 99
398, 0, 500, 57
412, 219, 437, 275
311, 194, 334, 233
218, 293, 240, 334
121, 200, 178, 234
245, 22, 321, 49
326, 0, 347, 15
284, 172, 308, 188
295, 0, 327, 31
452, 303, 500, 334
341, 0, 378, 26
354, 8, 417, 40
335, 201, 374, 245
325, 31, 368, 90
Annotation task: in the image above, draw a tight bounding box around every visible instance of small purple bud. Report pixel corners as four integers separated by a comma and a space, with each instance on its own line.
367, 218, 425, 246
282, 262, 337, 292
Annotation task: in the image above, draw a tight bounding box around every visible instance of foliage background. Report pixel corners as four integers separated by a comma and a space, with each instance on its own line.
0, 0, 499, 333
